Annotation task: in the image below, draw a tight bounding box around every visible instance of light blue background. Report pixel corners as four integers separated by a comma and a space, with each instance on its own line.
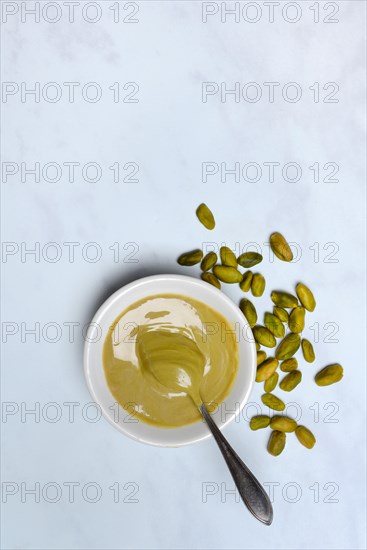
1, 1, 366, 549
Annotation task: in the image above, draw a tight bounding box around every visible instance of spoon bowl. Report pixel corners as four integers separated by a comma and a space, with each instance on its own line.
136, 327, 206, 403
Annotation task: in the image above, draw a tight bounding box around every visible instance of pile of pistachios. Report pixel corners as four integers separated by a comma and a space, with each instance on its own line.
177, 203, 344, 456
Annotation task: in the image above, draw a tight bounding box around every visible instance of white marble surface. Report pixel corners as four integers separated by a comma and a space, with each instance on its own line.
1, 1, 366, 549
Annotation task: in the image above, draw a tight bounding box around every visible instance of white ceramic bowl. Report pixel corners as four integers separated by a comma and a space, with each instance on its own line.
84, 274, 256, 447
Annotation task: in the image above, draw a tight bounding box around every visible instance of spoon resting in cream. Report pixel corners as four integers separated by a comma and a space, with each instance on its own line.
136, 328, 273, 525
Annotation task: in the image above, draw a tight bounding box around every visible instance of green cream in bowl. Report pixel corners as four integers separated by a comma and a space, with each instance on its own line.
103, 294, 239, 428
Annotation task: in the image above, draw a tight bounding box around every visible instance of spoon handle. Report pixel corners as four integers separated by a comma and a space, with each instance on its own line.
200, 404, 273, 525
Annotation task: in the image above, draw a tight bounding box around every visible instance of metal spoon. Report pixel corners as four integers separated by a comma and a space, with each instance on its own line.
199, 402, 273, 525
137, 330, 273, 525
186, 376, 273, 525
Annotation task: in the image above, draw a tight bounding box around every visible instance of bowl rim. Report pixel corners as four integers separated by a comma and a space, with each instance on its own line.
83, 273, 256, 447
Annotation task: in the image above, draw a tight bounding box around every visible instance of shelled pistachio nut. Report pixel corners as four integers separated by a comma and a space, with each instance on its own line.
267, 430, 286, 456
264, 312, 285, 338
261, 393, 285, 411
253, 325, 276, 348
279, 370, 302, 392
200, 251, 217, 272
256, 358, 279, 382
264, 372, 279, 393
296, 283, 316, 312
251, 273, 266, 297
177, 249, 203, 266
271, 291, 299, 308
201, 272, 221, 289
257, 350, 267, 366
250, 415, 270, 431
289, 307, 305, 334
270, 416, 297, 433
275, 333, 301, 360
213, 265, 242, 283
280, 358, 298, 372
269, 232, 293, 262
240, 298, 257, 328
295, 426, 316, 449
302, 339, 315, 363
315, 364, 343, 386
237, 251, 263, 268
240, 271, 253, 292
273, 306, 289, 323
196, 203, 215, 230
220, 246, 237, 267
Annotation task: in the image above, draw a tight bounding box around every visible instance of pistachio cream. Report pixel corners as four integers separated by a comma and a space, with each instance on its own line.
103, 294, 239, 427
